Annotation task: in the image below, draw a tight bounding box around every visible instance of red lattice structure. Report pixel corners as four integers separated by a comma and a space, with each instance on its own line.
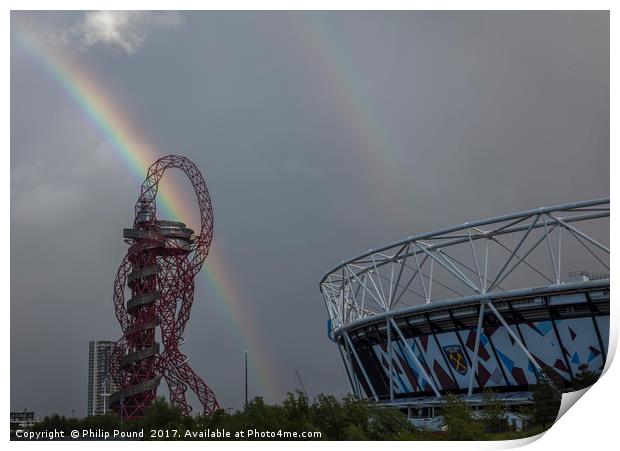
109, 155, 219, 419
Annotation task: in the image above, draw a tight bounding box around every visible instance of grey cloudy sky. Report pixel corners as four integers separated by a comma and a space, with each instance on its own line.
11, 11, 609, 416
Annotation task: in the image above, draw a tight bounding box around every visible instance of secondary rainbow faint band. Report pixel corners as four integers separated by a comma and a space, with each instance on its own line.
13, 27, 281, 404
288, 15, 412, 225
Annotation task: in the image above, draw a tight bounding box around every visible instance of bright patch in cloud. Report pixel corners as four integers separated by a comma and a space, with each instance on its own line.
65, 11, 181, 54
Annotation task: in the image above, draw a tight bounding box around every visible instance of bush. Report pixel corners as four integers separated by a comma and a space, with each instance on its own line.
480, 390, 508, 433
21, 390, 557, 441
573, 364, 600, 390
527, 375, 561, 430
441, 393, 484, 440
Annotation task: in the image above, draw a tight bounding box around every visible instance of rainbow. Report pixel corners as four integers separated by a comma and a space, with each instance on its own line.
13, 27, 281, 405
288, 15, 412, 224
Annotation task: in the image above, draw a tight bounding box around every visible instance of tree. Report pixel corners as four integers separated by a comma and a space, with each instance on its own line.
366, 404, 412, 440
341, 393, 371, 428
309, 394, 346, 439
480, 390, 507, 433
81, 413, 121, 431
528, 374, 561, 430
342, 423, 368, 440
141, 396, 188, 438
282, 390, 312, 430
573, 364, 600, 390
22, 391, 557, 441
241, 396, 286, 435
29, 413, 81, 436
440, 393, 484, 440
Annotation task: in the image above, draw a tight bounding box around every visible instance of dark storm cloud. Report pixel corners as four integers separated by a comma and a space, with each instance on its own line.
11, 11, 608, 416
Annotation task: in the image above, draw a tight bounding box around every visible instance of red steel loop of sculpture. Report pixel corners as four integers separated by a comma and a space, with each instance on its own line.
110, 155, 219, 419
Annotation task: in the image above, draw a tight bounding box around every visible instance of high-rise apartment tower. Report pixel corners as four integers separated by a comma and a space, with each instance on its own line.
87, 340, 118, 416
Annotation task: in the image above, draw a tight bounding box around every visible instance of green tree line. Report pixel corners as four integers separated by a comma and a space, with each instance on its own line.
19, 368, 586, 441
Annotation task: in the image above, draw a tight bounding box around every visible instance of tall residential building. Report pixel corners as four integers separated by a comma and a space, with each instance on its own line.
87, 340, 119, 416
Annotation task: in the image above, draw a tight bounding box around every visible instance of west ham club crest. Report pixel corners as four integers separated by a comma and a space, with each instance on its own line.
444, 345, 468, 375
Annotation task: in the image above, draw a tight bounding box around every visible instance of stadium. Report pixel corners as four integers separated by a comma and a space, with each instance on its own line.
320, 199, 609, 429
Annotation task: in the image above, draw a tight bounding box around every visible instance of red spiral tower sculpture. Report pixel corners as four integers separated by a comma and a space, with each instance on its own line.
109, 155, 219, 419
